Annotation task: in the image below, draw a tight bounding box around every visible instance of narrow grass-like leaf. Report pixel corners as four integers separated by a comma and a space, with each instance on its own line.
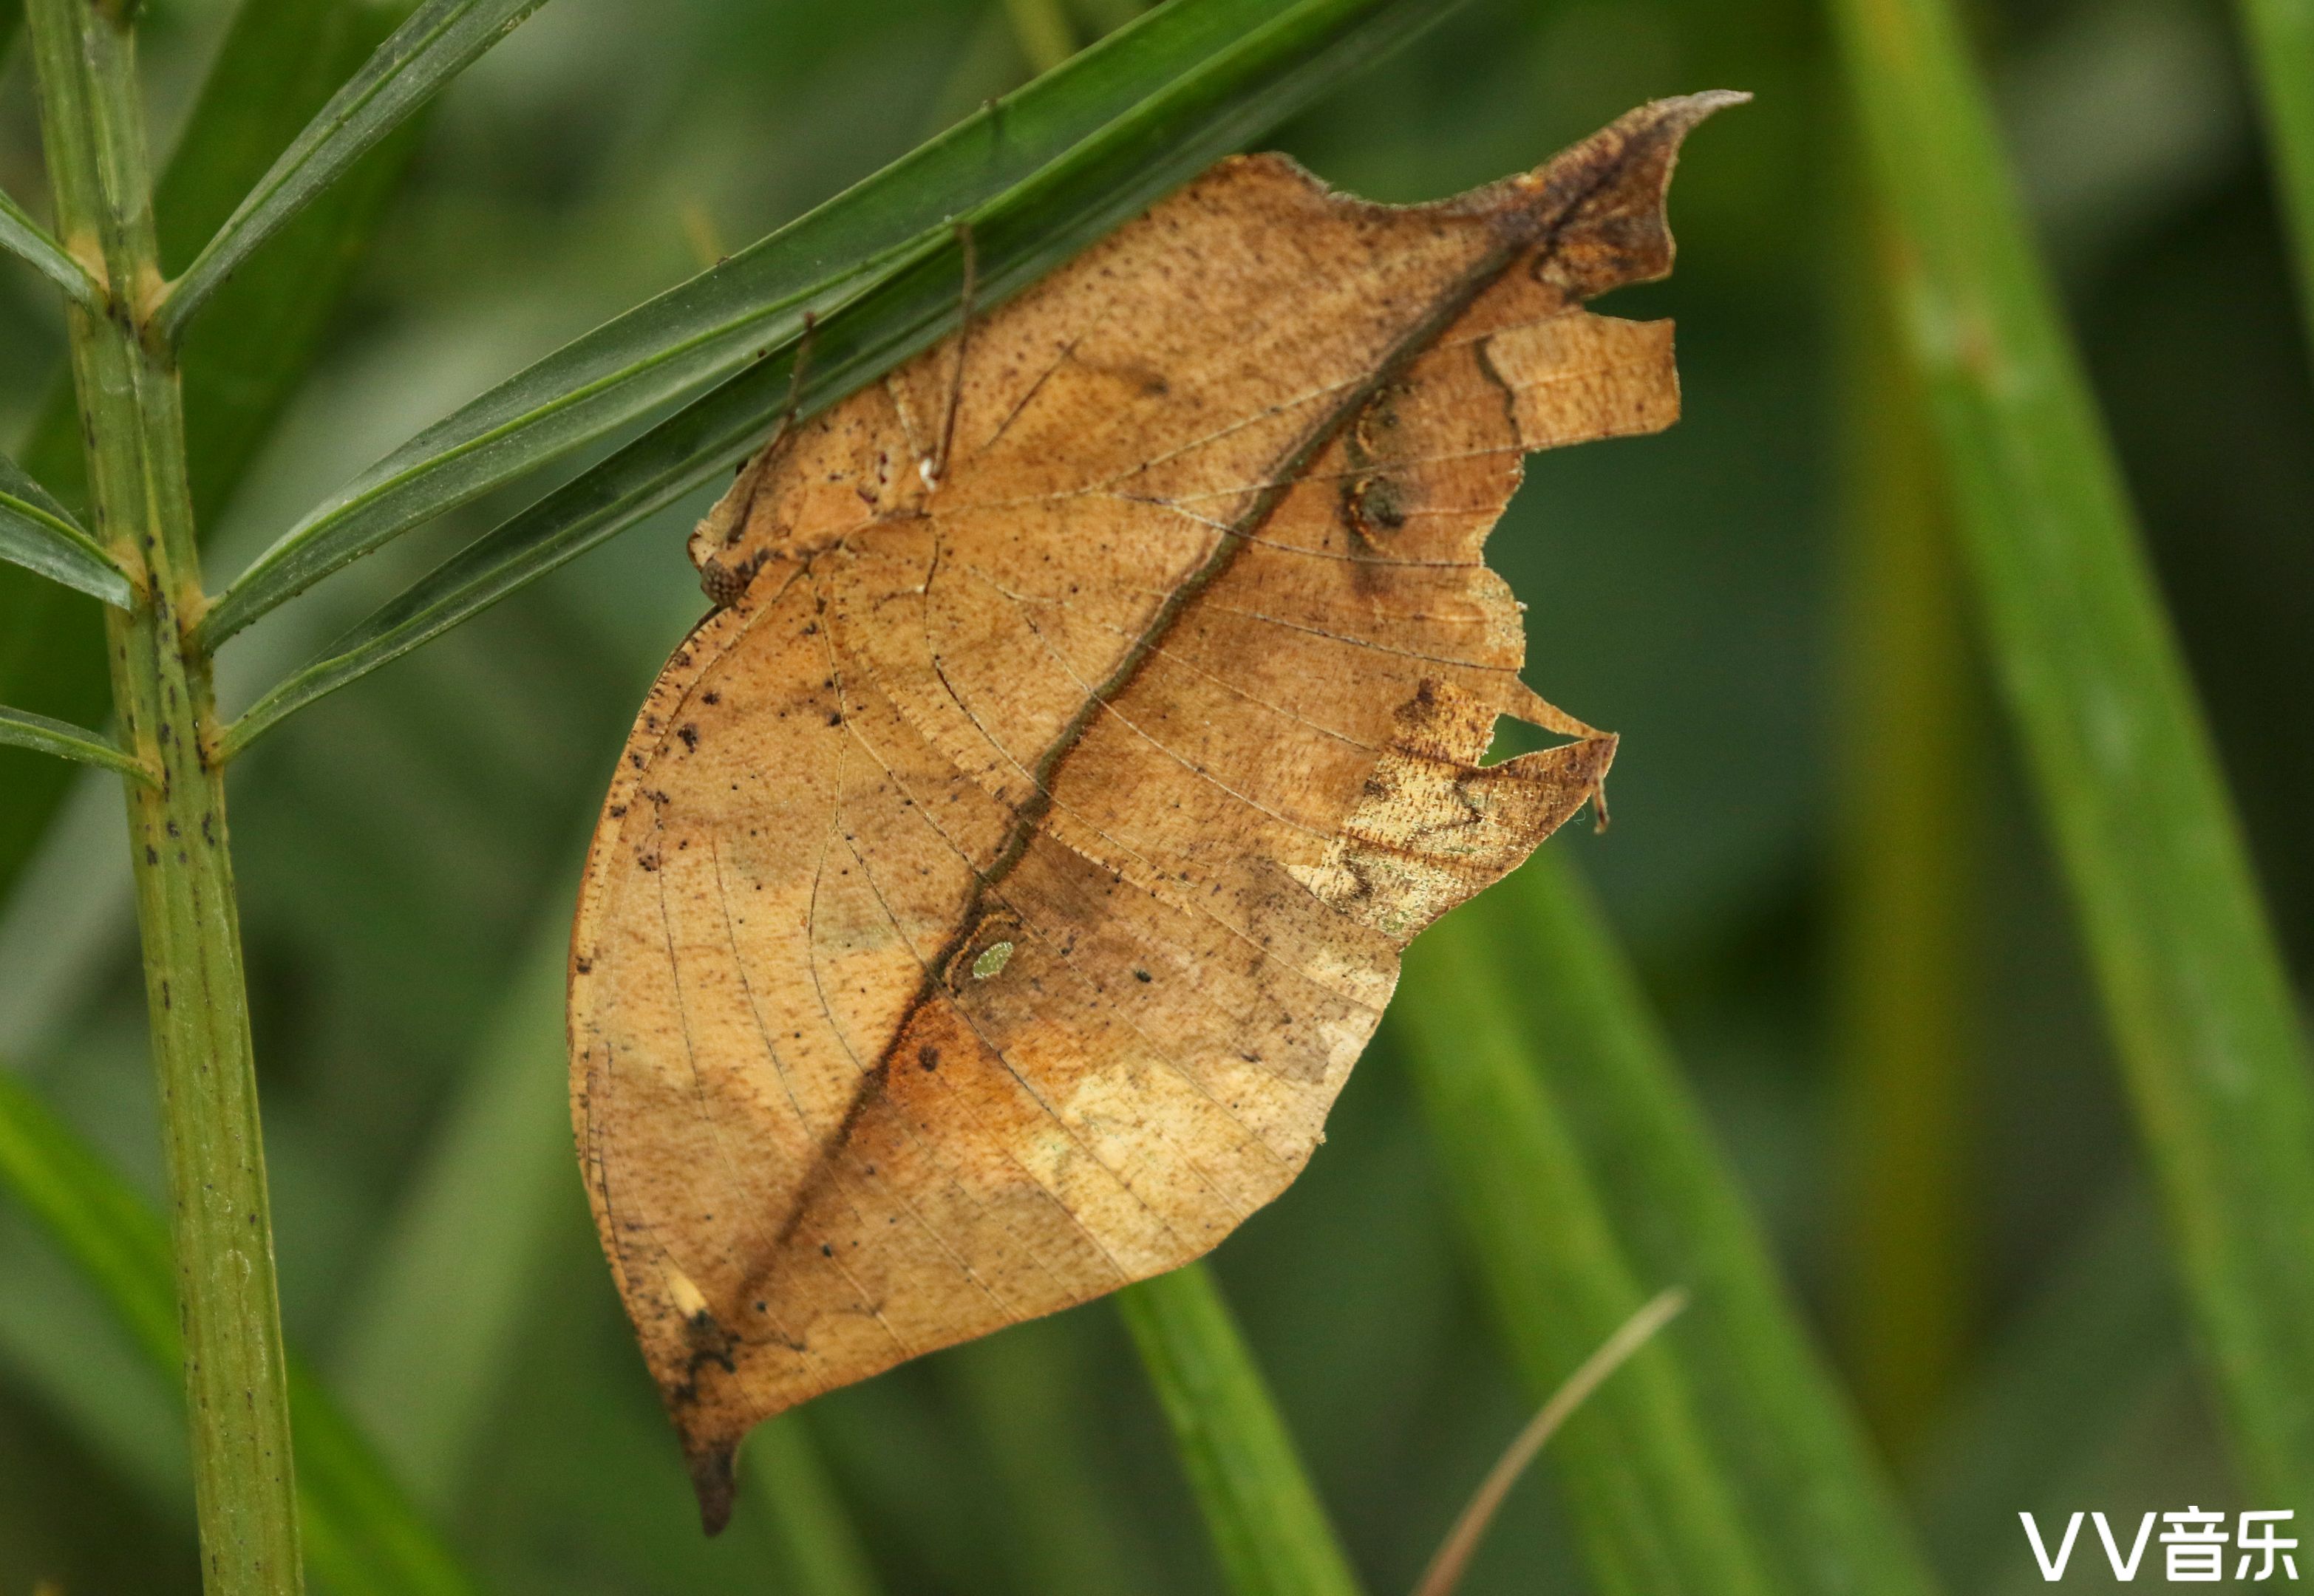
0, 1068, 480, 1596
158, 0, 548, 340
0, 0, 424, 902
745, 1416, 886, 1596
0, 453, 131, 607
1828, 201, 1974, 1457
1117, 1264, 1363, 1596
0, 705, 149, 782
1827, 0, 2314, 1512
1395, 855, 1943, 1596
219, 0, 1463, 751
197, 0, 1459, 651
0, 183, 99, 306
2229, 0, 2314, 344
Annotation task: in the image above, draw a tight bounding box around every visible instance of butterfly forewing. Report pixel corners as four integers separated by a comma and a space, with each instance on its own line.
569, 92, 1737, 1530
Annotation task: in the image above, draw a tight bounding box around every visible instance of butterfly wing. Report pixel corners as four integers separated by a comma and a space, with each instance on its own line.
571, 93, 1730, 1529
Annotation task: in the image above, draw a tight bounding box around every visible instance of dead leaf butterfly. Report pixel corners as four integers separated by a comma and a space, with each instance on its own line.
569, 92, 1740, 1530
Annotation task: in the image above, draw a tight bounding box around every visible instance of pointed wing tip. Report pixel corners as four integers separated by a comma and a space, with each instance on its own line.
1671, 88, 1755, 116
688, 1436, 739, 1535
1633, 89, 1753, 137
1621, 89, 1752, 161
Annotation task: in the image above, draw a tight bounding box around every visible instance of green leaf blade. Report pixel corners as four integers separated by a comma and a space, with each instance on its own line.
195, 0, 1456, 651
2228, 0, 2314, 351
0, 0, 425, 904
1118, 1265, 1364, 1596
0, 1069, 481, 1596
159, 0, 549, 339
0, 703, 147, 781
220, 0, 1467, 747
1826, 0, 2314, 1513
1395, 856, 1944, 1596
0, 183, 100, 306
0, 453, 132, 607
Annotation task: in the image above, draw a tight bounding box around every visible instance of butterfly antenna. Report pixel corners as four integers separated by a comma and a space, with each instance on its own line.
712, 310, 814, 565
776, 309, 817, 447
927, 221, 976, 490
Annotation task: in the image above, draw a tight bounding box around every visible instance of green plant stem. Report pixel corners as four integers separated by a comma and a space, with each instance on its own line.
1829, 198, 1975, 1463
1117, 1264, 1364, 1596
1827, 0, 2314, 1514
25, 1, 303, 1592
2228, 0, 2314, 347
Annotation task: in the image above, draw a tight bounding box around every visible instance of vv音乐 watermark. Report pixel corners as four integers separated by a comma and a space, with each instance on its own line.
2023, 1510, 2300, 1582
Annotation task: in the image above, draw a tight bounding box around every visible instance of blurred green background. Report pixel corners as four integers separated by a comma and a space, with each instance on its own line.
1, 0, 2307, 1590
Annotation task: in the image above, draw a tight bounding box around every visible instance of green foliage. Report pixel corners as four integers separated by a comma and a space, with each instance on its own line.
2229, 0, 2314, 347
0, 450, 129, 607
1827, 0, 2314, 1514
0, 0, 424, 901
1397, 856, 1941, 1596
744, 1417, 885, 1596
0, 182, 98, 306
0, 1069, 478, 1595
160, 0, 553, 339
1118, 1266, 1364, 1596
195, 0, 1448, 649
0, 703, 147, 780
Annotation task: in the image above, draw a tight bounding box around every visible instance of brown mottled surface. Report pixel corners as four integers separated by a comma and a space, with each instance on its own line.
568, 93, 1737, 1530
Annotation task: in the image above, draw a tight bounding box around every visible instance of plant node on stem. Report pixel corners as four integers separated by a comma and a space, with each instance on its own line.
24, 0, 304, 1591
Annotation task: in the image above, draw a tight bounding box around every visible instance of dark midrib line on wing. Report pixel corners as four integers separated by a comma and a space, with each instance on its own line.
789, 131, 1647, 1248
